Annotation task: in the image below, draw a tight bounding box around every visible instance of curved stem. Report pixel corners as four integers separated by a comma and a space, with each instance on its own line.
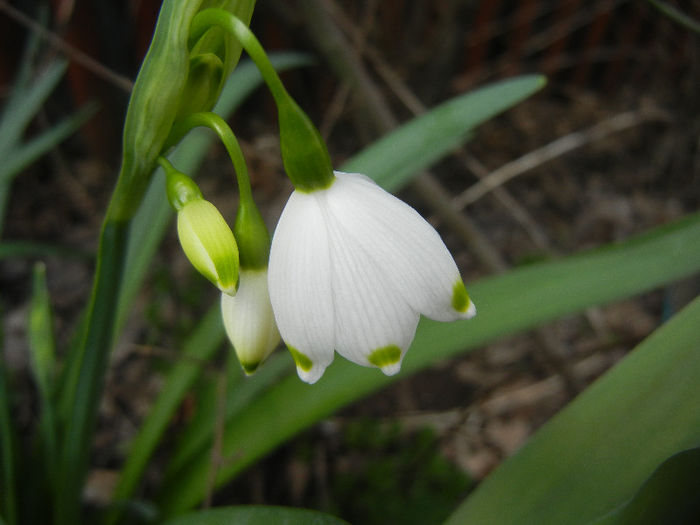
165, 113, 270, 269
191, 9, 289, 106
167, 112, 254, 206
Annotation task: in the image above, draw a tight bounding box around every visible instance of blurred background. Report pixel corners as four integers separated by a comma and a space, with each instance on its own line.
1, 1, 698, 523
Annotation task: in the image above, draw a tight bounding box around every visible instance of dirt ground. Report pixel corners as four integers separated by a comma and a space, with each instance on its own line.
1, 1, 699, 523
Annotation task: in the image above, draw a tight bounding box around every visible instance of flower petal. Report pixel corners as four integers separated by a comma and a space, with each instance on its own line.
320, 193, 420, 376
221, 269, 280, 374
331, 172, 476, 321
268, 190, 335, 383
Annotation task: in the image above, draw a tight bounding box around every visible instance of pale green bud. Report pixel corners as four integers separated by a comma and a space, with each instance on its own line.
177, 199, 239, 295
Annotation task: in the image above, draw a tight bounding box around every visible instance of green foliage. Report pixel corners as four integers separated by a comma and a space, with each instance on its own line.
0, 58, 95, 234
332, 421, 471, 525
161, 505, 349, 525
444, 296, 700, 525
155, 213, 700, 515
592, 447, 700, 525
342, 75, 546, 191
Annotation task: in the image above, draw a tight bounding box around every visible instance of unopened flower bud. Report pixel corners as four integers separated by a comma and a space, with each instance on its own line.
177, 198, 239, 295
221, 268, 280, 374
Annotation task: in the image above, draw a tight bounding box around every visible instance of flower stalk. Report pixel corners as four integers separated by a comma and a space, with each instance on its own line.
191, 8, 334, 192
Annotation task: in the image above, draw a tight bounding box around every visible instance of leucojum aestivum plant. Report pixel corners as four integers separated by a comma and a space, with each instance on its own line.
160, 9, 477, 381
4, 1, 700, 524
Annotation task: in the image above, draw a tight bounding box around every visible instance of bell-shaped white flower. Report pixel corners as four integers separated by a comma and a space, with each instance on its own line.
268, 171, 476, 384
221, 268, 281, 374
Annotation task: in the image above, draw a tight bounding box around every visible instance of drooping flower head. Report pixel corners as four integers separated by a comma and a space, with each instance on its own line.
221, 186, 281, 374
268, 171, 476, 384
161, 157, 239, 295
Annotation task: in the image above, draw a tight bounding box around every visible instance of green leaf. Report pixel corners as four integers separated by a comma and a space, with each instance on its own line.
591, 447, 700, 525
341, 75, 546, 191
28, 263, 57, 397
0, 241, 92, 261
164, 352, 291, 477
0, 60, 68, 158
1, 102, 98, 182
445, 296, 700, 525
156, 212, 700, 514
646, 0, 700, 34
161, 505, 349, 525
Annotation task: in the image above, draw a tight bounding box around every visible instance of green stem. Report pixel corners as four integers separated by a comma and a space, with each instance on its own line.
166, 112, 254, 206
191, 10, 289, 106
190, 9, 334, 192
165, 113, 271, 268
55, 219, 129, 525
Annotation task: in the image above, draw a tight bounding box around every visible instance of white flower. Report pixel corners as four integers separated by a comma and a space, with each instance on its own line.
221, 268, 280, 374
268, 171, 476, 384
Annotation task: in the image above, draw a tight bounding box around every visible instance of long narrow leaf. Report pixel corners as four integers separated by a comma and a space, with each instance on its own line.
1, 102, 98, 182
341, 75, 546, 191
0, 60, 68, 158
165, 352, 291, 477
445, 295, 700, 525
105, 307, 224, 525
161, 505, 349, 525
156, 212, 700, 514
591, 447, 700, 525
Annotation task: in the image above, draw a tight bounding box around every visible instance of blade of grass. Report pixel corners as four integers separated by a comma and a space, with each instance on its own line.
445, 295, 700, 525
156, 212, 700, 514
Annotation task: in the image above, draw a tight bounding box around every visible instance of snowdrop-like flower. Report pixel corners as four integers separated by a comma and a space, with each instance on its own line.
221, 268, 280, 374
268, 171, 476, 384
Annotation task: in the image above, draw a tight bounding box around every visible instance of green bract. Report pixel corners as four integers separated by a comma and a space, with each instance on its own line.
110, 0, 256, 221
277, 97, 335, 192
190, 8, 334, 192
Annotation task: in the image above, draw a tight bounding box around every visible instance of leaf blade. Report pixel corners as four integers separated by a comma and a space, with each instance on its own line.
445, 296, 700, 525
156, 212, 700, 514
340, 75, 546, 190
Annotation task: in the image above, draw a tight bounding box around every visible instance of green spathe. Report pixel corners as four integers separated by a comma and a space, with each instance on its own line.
177, 199, 239, 294
367, 345, 402, 368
